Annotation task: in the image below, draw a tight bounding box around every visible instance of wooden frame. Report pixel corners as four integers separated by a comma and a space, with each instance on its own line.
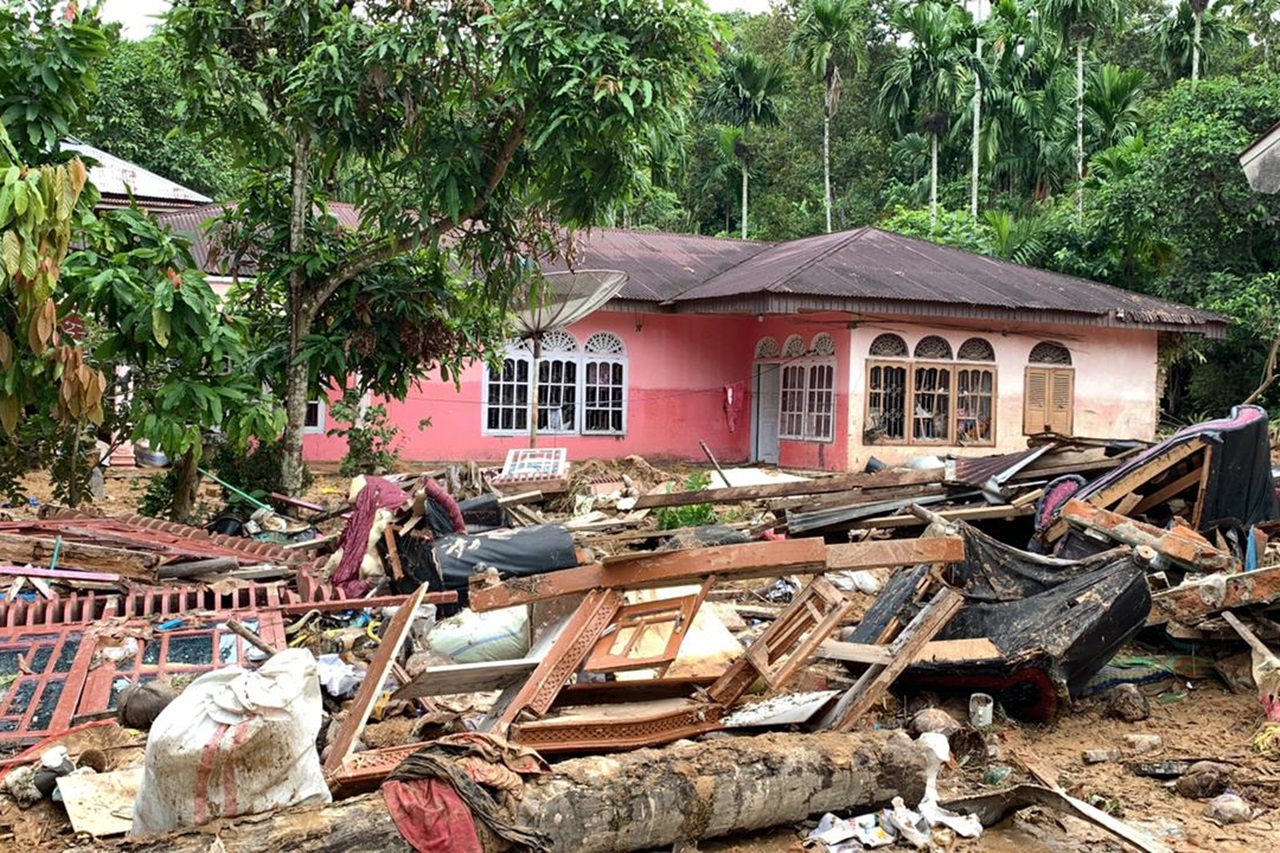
778, 357, 837, 443
864, 358, 997, 447
585, 594, 700, 673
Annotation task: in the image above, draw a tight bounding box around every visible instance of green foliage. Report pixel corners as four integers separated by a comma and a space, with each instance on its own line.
71, 36, 242, 198
655, 472, 718, 530
165, 0, 715, 491
0, 0, 107, 160
208, 438, 312, 512
137, 468, 178, 519
327, 388, 400, 477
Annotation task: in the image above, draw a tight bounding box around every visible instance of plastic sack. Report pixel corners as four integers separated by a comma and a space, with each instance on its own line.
425, 606, 530, 663
130, 648, 331, 836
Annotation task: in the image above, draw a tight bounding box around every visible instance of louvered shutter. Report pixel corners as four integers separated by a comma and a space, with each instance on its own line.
1048, 369, 1074, 435
1023, 368, 1050, 434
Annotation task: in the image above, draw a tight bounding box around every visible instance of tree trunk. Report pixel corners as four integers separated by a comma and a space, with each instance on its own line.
1192, 11, 1202, 82
1075, 38, 1085, 223
171, 446, 201, 522
97, 732, 930, 853
971, 37, 983, 220
930, 130, 939, 230
823, 105, 833, 233
280, 137, 313, 497
740, 154, 749, 240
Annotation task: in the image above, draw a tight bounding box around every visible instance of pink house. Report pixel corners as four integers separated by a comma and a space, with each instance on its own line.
287, 227, 1225, 472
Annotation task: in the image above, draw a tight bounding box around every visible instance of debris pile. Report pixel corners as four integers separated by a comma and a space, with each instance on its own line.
1, 407, 1279, 851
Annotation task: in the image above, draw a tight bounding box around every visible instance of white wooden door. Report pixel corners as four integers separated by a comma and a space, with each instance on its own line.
752, 363, 781, 464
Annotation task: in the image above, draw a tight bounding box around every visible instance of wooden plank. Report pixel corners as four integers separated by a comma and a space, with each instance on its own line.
390, 658, 540, 700
0, 564, 122, 583
1191, 445, 1215, 530
826, 536, 964, 570
1149, 564, 1280, 627
632, 469, 945, 510
817, 636, 1002, 666
1086, 439, 1205, 512
818, 586, 964, 731
469, 537, 964, 612
382, 526, 404, 581
1131, 467, 1203, 515
0, 535, 157, 577
322, 584, 427, 777
1221, 611, 1277, 659
1060, 499, 1238, 573
1010, 488, 1045, 509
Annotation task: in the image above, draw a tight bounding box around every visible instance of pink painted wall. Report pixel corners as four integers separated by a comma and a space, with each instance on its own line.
302, 309, 1159, 473
845, 319, 1159, 468
303, 311, 761, 466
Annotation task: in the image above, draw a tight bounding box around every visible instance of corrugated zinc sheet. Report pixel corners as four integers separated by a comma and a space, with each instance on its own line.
671, 228, 1224, 330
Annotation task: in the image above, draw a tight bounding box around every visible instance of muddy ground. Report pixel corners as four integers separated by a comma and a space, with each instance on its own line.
6, 467, 1279, 852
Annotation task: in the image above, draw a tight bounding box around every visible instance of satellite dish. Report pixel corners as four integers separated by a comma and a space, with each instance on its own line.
510, 269, 628, 338
510, 269, 628, 448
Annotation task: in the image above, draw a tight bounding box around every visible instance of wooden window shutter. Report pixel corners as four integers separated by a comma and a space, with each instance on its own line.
1048, 369, 1074, 435
1023, 367, 1050, 434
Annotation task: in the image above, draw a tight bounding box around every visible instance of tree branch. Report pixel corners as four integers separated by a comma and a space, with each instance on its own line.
307, 115, 528, 313
1244, 320, 1280, 405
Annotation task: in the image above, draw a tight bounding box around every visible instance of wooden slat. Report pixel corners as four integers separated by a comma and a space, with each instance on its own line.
1086, 439, 1205, 512
818, 636, 1002, 666
322, 584, 427, 776
818, 586, 964, 731
468, 537, 964, 612
632, 469, 946, 510
0, 535, 157, 578
1131, 466, 1203, 515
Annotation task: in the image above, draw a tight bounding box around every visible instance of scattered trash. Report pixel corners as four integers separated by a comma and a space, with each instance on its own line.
1083, 748, 1122, 764
117, 680, 179, 731
1205, 792, 1255, 825
968, 692, 993, 727
908, 707, 961, 737
1124, 733, 1164, 755
1106, 683, 1152, 722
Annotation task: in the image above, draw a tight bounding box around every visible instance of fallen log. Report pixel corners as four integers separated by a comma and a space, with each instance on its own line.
90, 731, 929, 853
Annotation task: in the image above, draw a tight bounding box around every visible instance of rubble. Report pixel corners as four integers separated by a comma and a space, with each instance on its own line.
3, 403, 1280, 850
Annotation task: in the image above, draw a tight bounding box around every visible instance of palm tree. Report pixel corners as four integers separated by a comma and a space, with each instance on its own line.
1084, 64, 1145, 151
789, 0, 869, 233
1231, 0, 1280, 69
701, 52, 786, 239
878, 1, 973, 228
1155, 0, 1235, 82
1041, 0, 1120, 221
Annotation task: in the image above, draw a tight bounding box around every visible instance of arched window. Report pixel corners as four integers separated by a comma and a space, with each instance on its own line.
811, 332, 836, 357
957, 337, 995, 361
914, 335, 953, 360
783, 334, 806, 357
755, 336, 780, 359
1029, 341, 1072, 365
584, 332, 625, 355
1025, 341, 1074, 435
869, 333, 908, 357
865, 332, 994, 447
484, 330, 627, 436
582, 333, 627, 434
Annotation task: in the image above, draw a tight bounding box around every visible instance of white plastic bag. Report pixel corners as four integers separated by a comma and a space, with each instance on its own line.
130, 648, 331, 836
425, 606, 530, 663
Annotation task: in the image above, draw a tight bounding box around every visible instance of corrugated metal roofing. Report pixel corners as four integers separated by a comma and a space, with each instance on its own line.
671, 227, 1224, 331
547, 229, 769, 302
155, 202, 361, 273
62, 139, 211, 205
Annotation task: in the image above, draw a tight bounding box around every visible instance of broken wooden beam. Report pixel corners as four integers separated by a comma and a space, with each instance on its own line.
0, 535, 158, 578
818, 585, 964, 731
632, 469, 945, 510
818, 636, 1003, 666
468, 536, 965, 612
1059, 499, 1238, 573
156, 556, 241, 580
103, 732, 930, 853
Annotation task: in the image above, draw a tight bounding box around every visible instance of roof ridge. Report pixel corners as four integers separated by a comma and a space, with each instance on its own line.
659, 234, 779, 303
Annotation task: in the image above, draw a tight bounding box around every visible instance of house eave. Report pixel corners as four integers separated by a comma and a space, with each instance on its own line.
636, 294, 1227, 338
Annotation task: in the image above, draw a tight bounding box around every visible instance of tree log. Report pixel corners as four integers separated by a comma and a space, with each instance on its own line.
90, 731, 929, 853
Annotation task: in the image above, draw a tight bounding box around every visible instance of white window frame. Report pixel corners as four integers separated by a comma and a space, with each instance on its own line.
777, 357, 836, 443
304, 400, 326, 434
482, 332, 629, 437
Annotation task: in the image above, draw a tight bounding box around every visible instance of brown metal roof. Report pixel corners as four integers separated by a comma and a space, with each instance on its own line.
547, 228, 769, 302
155, 202, 361, 274
153, 205, 1224, 335
669, 228, 1225, 333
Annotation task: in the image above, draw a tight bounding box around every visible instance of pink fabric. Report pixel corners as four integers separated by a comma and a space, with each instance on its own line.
332, 477, 411, 597
422, 475, 466, 535
383, 778, 483, 853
